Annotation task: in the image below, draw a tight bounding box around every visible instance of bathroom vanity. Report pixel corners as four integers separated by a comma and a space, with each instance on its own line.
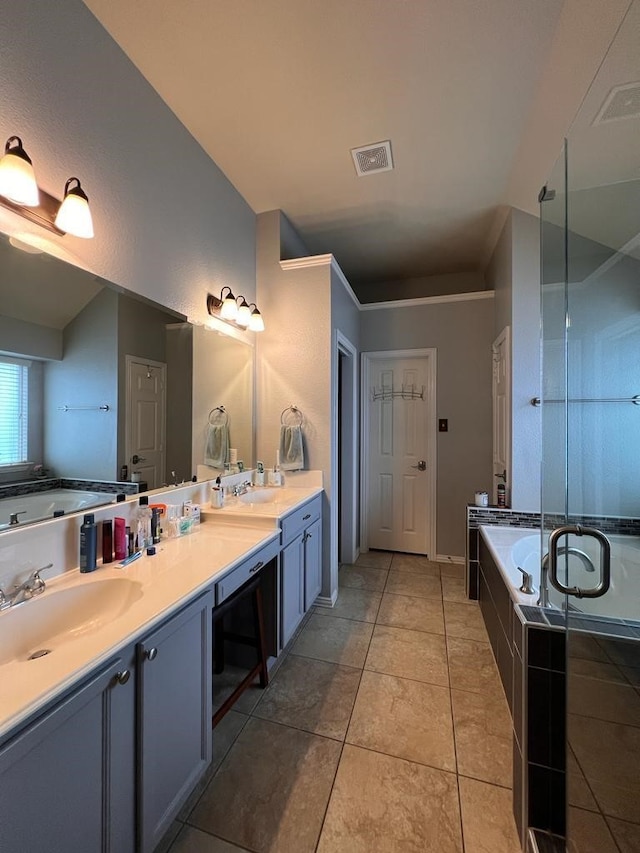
0, 483, 323, 853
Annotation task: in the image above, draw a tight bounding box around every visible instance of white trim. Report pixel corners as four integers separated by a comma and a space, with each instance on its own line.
360, 290, 494, 311
436, 554, 465, 564
360, 348, 437, 559
331, 329, 359, 602
314, 591, 339, 608
280, 254, 360, 310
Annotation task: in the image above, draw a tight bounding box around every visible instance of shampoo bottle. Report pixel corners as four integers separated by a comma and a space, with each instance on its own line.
80, 513, 98, 572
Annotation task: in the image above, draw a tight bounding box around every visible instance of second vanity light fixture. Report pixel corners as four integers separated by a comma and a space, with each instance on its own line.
207, 286, 265, 332
0, 136, 94, 238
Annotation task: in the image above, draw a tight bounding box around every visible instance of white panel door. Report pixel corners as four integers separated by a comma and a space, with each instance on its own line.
366, 355, 434, 555
126, 357, 166, 490
492, 327, 510, 504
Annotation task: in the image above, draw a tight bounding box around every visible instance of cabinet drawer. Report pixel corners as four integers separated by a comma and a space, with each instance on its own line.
215, 538, 279, 605
281, 496, 322, 545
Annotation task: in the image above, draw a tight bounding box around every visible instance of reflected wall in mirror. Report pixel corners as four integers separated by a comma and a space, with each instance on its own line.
0, 234, 255, 531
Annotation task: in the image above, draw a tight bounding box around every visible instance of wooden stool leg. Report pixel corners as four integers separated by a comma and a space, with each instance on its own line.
254, 587, 269, 688
213, 615, 225, 675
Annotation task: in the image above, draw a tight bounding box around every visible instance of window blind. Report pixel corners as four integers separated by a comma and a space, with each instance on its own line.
0, 357, 29, 465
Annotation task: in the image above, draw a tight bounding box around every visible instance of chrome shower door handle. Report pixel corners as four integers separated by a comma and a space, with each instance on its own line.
548, 525, 611, 599
411, 461, 426, 471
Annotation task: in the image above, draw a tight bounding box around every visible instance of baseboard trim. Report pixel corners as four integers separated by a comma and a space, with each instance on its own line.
436, 554, 465, 564
315, 591, 339, 608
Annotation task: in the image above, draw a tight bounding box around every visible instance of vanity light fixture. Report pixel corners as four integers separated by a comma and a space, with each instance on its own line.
0, 135, 94, 238
206, 289, 265, 332
248, 303, 265, 332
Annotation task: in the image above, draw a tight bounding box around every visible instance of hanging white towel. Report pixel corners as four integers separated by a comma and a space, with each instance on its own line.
204, 423, 230, 468
279, 424, 305, 471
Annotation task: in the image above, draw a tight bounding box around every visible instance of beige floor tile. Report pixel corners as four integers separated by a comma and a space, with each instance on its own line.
390, 553, 441, 575
190, 718, 341, 853
385, 570, 442, 600
439, 562, 465, 578
567, 748, 599, 812
291, 612, 373, 668
459, 776, 521, 853
170, 826, 249, 852
317, 745, 463, 853
365, 624, 449, 686
347, 670, 455, 771
447, 636, 501, 695
253, 654, 360, 740
339, 564, 388, 592
355, 550, 393, 569
452, 689, 512, 788
178, 711, 249, 820
442, 576, 472, 603
376, 592, 445, 635
608, 818, 640, 852
444, 601, 488, 642
569, 713, 640, 822
567, 807, 618, 853
568, 674, 640, 726
325, 586, 382, 622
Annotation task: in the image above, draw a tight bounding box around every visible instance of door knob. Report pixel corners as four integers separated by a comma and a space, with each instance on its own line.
411, 461, 427, 471
494, 469, 507, 482
132, 454, 146, 464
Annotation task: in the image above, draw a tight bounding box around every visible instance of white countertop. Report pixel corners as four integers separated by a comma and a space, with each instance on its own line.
0, 520, 279, 741
202, 485, 323, 524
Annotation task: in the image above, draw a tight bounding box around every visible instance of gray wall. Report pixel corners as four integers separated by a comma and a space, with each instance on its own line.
0, 316, 62, 362
0, 0, 256, 324
44, 288, 119, 479
486, 208, 542, 512
360, 297, 495, 558
356, 271, 486, 304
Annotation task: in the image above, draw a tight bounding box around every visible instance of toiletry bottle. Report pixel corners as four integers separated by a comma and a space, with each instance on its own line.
136, 495, 153, 549
114, 517, 127, 559
80, 513, 98, 572
151, 507, 160, 544
127, 526, 134, 556
102, 519, 113, 563
497, 483, 506, 507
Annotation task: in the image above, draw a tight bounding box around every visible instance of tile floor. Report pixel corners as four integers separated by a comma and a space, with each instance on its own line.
162, 551, 521, 853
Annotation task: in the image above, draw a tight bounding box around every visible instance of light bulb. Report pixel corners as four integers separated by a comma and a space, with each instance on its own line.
55, 177, 94, 238
236, 297, 251, 327
0, 137, 39, 206
220, 288, 238, 320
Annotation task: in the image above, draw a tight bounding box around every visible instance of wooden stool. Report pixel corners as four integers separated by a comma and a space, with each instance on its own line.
212, 573, 269, 728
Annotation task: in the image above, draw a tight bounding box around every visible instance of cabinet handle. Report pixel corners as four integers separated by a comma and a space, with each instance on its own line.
145, 648, 158, 661
303, 514, 311, 521
115, 669, 130, 685
303, 532, 312, 543
249, 561, 264, 574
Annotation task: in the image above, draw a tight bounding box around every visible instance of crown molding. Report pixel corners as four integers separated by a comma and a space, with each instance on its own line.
280, 254, 360, 309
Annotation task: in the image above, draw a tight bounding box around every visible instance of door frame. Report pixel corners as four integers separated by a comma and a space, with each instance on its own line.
125, 355, 167, 487
360, 348, 437, 558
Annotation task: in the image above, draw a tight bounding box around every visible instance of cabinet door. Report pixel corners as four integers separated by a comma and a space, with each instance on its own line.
0, 656, 135, 853
281, 533, 305, 647
137, 591, 213, 853
304, 517, 322, 609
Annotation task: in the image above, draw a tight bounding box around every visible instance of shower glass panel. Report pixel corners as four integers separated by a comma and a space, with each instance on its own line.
541, 3, 640, 848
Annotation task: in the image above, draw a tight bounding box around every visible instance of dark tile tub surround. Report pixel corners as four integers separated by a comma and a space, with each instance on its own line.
0, 478, 138, 501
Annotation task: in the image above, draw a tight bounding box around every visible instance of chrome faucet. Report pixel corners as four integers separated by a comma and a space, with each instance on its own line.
9, 510, 27, 526
538, 546, 595, 608
0, 564, 51, 610
232, 481, 252, 497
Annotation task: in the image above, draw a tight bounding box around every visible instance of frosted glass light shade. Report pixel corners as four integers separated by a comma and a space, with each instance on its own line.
249, 306, 264, 332
54, 177, 94, 238
220, 289, 238, 320
0, 137, 39, 206
236, 298, 251, 327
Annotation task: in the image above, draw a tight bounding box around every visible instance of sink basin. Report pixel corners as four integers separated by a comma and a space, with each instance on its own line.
0, 576, 143, 665
238, 489, 287, 505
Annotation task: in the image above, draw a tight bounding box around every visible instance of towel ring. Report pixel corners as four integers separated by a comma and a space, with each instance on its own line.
208, 406, 229, 426
280, 405, 303, 426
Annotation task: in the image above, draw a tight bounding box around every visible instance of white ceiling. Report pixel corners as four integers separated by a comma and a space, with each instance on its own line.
81, 0, 630, 293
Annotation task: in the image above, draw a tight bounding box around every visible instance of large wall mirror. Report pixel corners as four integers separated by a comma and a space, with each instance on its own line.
0, 234, 255, 531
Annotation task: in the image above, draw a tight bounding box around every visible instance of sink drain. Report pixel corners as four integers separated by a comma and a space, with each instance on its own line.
28, 649, 52, 660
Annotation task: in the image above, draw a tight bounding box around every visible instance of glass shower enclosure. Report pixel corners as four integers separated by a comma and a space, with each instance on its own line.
540, 3, 640, 850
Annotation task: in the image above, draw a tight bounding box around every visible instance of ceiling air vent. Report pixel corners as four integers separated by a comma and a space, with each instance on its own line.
593, 82, 640, 124
351, 140, 394, 177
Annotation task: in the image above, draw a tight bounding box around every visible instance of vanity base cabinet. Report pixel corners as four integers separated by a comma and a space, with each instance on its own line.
281, 533, 305, 647
304, 517, 322, 610
0, 656, 136, 853
137, 591, 213, 853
